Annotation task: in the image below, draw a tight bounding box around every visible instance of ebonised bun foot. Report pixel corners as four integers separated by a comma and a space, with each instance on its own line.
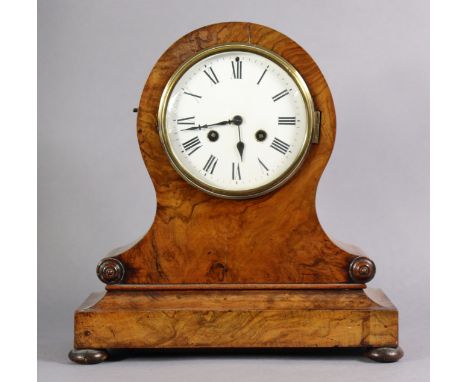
68, 348, 109, 364
365, 346, 404, 362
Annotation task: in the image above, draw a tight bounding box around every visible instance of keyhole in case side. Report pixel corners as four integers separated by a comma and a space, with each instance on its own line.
255, 130, 267, 142
207, 130, 219, 142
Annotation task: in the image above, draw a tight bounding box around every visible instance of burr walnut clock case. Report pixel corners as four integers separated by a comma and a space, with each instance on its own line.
69, 22, 403, 364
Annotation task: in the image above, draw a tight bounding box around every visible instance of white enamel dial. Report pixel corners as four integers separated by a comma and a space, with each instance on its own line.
159, 46, 313, 198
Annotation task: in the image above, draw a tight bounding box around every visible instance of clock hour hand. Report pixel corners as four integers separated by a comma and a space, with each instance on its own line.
236, 125, 244, 161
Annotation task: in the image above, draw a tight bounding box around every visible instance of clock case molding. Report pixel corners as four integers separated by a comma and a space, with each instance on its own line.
70, 22, 402, 364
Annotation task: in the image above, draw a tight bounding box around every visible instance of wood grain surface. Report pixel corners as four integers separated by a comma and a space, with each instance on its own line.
110, 22, 364, 285
106, 283, 366, 291
74, 289, 398, 349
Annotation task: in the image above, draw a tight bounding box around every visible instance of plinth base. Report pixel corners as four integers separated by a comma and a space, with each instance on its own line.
70, 288, 401, 363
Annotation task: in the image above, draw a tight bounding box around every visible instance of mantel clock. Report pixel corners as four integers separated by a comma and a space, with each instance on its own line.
69, 22, 403, 364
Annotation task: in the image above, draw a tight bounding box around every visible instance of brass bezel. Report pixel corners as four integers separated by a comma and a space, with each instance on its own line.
158, 43, 317, 199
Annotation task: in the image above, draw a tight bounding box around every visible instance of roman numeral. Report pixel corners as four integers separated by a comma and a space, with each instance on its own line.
272, 89, 289, 102
176, 116, 195, 125
182, 136, 202, 155
203, 154, 218, 174
183, 91, 202, 99
258, 157, 269, 172
278, 117, 296, 125
232, 162, 241, 180
231, 57, 242, 79
270, 137, 290, 155
204, 66, 219, 84
257, 66, 268, 85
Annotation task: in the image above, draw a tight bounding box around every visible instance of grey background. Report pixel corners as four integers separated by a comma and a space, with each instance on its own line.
38, 0, 429, 381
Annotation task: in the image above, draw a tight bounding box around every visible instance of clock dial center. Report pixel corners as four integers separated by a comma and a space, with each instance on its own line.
232, 115, 243, 126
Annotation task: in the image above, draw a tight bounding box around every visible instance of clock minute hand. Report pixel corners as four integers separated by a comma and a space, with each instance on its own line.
180, 119, 233, 131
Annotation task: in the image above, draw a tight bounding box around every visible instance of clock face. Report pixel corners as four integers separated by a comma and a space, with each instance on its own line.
159, 45, 314, 198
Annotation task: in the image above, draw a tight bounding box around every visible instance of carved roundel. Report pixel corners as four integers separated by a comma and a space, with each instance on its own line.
96, 257, 125, 284
349, 257, 376, 283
